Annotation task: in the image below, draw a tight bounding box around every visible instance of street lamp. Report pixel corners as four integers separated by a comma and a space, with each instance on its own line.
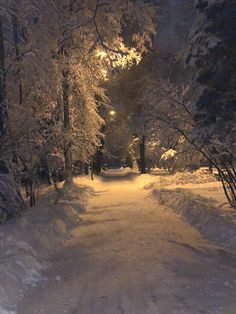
109, 110, 116, 116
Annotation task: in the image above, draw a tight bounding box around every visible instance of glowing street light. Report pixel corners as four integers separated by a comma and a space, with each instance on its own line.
109, 110, 116, 116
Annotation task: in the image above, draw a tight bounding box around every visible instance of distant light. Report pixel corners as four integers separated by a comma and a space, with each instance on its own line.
109, 110, 116, 116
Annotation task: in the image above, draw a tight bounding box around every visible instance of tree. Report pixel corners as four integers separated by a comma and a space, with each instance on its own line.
106, 64, 152, 173
0, 0, 156, 210
103, 109, 133, 168
50, 0, 156, 182
110, 4, 236, 207
185, 0, 236, 207
0, 15, 6, 137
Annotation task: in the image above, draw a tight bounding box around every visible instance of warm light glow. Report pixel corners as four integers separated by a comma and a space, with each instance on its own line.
95, 42, 142, 82
101, 68, 108, 80
97, 50, 107, 59
109, 110, 116, 116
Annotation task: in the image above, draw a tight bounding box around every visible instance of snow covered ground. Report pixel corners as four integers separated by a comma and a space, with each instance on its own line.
0, 183, 90, 313
1, 169, 236, 313
146, 168, 236, 253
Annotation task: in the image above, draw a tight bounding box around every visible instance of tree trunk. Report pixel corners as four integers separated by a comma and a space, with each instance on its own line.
12, 14, 23, 105
0, 16, 7, 137
62, 69, 73, 185
94, 149, 103, 175
139, 135, 146, 174
84, 162, 89, 175
90, 162, 94, 180
29, 179, 36, 207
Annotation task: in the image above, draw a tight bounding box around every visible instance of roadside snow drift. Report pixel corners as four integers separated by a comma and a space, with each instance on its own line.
149, 169, 236, 253
0, 182, 91, 313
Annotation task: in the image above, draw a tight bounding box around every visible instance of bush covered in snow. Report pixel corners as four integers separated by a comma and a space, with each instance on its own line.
145, 169, 217, 189
163, 168, 217, 186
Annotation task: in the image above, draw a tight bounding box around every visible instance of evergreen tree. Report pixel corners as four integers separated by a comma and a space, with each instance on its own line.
186, 0, 236, 207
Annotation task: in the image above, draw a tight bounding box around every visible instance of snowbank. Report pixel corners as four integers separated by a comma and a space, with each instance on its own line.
134, 168, 217, 192
170, 169, 217, 184
137, 168, 236, 253
152, 187, 236, 253
156, 168, 217, 186
0, 182, 91, 312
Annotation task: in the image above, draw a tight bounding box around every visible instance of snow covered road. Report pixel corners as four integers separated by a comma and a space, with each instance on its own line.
18, 171, 236, 314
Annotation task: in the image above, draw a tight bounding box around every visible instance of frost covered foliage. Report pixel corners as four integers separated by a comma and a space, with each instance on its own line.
125, 1, 236, 205
186, 0, 236, 207
0, 175, 26, 224
107, 66, 203, 173
133, 78, 203, 171
159, 149, 177, 174
0, 0, 64, 204
160, 149, 177, 161
160, 168, 217, 186
0, 0, 156, 199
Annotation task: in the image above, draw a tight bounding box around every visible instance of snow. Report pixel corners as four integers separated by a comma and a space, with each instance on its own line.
160, 148, 177, 160
13, 170, 236, 313
1, 169, 236, 313
147, 168, 236, 253
0, 183, 88, 312
0, 306, 16, 314
152, 188, 236, 250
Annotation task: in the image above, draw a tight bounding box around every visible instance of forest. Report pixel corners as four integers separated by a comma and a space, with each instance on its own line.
0, 0, 235, 221
0, 1, 236, 312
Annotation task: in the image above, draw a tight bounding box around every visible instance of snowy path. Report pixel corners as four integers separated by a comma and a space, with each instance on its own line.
18, 171, 236, 314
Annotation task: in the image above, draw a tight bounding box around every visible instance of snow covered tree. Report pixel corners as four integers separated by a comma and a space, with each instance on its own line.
0, 0, 63, 205
49, 0, 156, 183
0, 15, 6, 137
185, 0, 236, 207
0, 0, 156, 209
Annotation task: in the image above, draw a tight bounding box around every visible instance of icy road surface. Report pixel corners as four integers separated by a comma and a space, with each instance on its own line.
18, 170, 236, 314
